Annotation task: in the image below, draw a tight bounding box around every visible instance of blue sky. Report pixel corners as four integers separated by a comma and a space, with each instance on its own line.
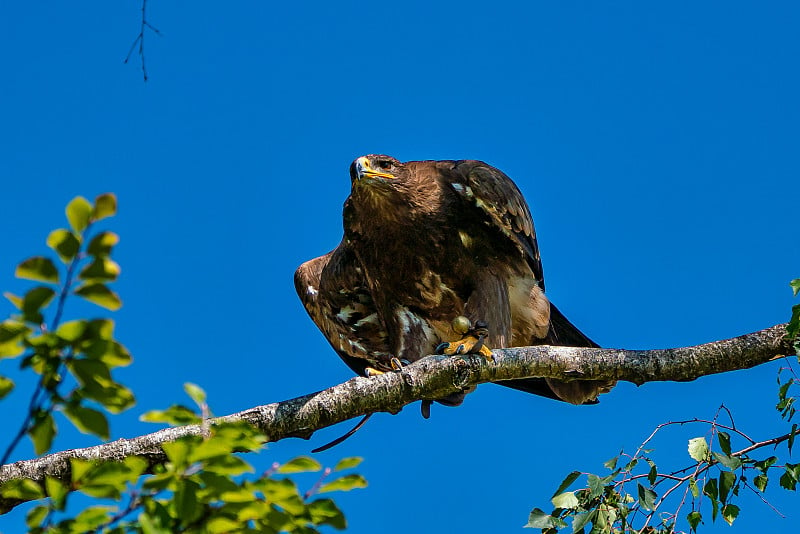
1, 1, 799, 532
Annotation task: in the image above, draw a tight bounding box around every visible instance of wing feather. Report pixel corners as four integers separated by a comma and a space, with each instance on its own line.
294, 243, 391, 376
450, 161, 545, 289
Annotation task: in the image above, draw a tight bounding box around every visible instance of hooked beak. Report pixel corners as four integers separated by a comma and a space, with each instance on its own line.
354, 156, 395, 180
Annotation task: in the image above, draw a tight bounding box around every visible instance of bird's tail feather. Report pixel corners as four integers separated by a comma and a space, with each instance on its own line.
495, 302, 606, 405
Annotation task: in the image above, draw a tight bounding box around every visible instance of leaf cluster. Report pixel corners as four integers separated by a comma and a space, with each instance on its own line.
3, 384, 365, 533
1, 195, 364, 533
1, 195, 131, 462
528, 417, 797, 533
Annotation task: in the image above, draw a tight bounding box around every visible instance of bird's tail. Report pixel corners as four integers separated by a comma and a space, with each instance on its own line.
496, 302, 612, 405
546, 303, 599, 348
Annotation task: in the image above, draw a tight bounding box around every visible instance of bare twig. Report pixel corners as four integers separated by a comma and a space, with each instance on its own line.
124, 0, 161, 81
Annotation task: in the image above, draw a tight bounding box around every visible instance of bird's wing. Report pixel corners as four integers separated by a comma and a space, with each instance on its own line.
294, 242, 392, 376
450, 160, 545, 290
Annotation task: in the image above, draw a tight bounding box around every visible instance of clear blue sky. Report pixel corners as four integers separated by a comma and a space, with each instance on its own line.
2, 1, 799, 532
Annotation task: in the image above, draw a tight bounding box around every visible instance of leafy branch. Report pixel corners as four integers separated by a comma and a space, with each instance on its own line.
529, 281, 800, 534
0, 197, 365, 532
1, 194, 129, 468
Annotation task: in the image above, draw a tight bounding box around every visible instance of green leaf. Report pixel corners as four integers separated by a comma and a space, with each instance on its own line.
26, 504, 49, 528
87, 231, 120, 257
0, 376, 14, 400
140, 405, 201, 425
788, 303, 800, 339
184, 382, 207, 406
718, 431, 731, 455
72, 505, 115, 530
647, 459, 657, 485
791, 279, 800, 297
587, 474, 604, 499
22, 286, 56, 323
56, 320, 88, 342
0, 320, 28, 358
704, 477, 719, 499
0, 319, 31, 343
790, 424, 797, 454
28, 411, 56, 455
0, 340, 24, 359
334, 456, 363, 471
637, 483, 656, 511
0, 478, 44, 500
552, 470, 581, 498
94, 193, 117, 220
63, 404, 110, 440
318, 474, 368, 494
68, 358, 135, 412
551, 490, 579, 509
70, 458, 94, 483
688, 437, 709, 462
689, 478, 700, 498
525, 508, 557, 529
77, 462, 141, 499
603, 456, 618, 470
755, 456, 778, 473
16, 256, 59, 284
719, 471, 735, 504
704, 478, 719, 522
687, 511, 702, 532
172, 479, 201, 525
74, 283, 122, 310
45, 476, 68, 510
139, 509, 171, 534
722, 503, 740, 526
203, 454, 254, 476
84, 339, 132, 368
66, 196, 93, 233
572, 510, 594, 533
162, 439, 192, 468
780, 465, 798, 490
46, 228, 81, 262
754, 473, 768, 492
78, 258, 121, 282
206, 517, 241, 533
277, 456, 323, 474
711, 451, 742, 470
308, 498, 346, 529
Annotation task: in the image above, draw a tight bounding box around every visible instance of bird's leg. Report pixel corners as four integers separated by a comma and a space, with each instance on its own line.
435, 316, 494, 361
365, 357, 405, 376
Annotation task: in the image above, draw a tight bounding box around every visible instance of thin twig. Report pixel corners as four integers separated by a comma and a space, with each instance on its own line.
124, 0, 161, 81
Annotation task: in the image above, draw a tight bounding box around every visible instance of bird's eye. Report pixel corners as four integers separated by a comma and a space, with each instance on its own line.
376, 160, 392, 170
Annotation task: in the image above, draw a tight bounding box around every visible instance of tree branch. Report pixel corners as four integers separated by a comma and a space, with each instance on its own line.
0, 323, 794, 514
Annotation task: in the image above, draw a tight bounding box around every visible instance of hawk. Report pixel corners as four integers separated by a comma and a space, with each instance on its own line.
295, 155, 614, 412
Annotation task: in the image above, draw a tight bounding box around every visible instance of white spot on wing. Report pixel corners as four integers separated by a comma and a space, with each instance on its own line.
459, 231, 472, 248
306, 285, 318, 296
336, 305, 355, 322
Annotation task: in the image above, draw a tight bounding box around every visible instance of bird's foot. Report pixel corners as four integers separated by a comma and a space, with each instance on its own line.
365, 357, 405, 376
435, 317, 494, 361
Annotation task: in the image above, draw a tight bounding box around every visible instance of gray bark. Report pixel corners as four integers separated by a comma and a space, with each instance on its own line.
0, 323, 794, 514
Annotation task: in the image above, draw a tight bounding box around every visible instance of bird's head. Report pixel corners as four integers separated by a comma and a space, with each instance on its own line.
345, 154, 441, 230
349, 154, 405, 186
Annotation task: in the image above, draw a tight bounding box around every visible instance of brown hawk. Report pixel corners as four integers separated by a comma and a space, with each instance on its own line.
295, 155, 614, 412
